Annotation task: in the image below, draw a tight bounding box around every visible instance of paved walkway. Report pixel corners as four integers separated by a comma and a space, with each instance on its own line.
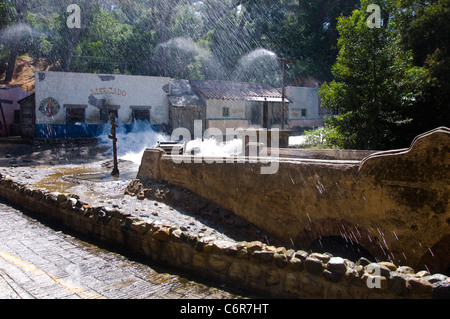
0, 200, 247, 299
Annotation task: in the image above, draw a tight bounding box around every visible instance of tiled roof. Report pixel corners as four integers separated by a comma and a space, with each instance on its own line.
189, 80, 283, 101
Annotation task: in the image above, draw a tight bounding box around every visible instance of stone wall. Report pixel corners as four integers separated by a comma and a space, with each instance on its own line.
136, 127, 450, 274
1, 172, 449, 298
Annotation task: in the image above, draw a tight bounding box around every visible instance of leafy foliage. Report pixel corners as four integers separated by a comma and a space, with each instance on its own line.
319, 0, 435, 150
0, 0, 448, 149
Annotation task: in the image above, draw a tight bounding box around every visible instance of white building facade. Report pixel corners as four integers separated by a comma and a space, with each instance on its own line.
34, 71, 171, 138
286, 86, 330, 129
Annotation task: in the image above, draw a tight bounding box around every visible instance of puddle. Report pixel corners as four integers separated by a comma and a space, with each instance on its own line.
33, 166, 99, 193
72, 171, 137, 183
31, 164, 137, 193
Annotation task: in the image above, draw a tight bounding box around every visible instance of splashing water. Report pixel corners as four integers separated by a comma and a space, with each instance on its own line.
97, 120, 170, 165
231, 48, 282, 86
98, 121, 244, 165
186, 137, 243, 157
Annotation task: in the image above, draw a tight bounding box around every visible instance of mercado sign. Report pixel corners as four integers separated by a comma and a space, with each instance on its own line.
90, 88, 127, 97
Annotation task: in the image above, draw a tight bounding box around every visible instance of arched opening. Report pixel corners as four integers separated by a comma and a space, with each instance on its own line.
309, 236, 375, 262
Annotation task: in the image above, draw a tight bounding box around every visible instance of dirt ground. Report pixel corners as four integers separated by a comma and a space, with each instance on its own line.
0, 140, 282, 246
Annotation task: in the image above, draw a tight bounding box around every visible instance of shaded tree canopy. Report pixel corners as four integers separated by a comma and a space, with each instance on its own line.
0, 0, 448, 149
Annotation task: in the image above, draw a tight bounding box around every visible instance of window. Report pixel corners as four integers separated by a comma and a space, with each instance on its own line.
301, 109, 307, 117
222, 107, 230, 118
250, 102, 261, 125
65, 104, 87, 124
133, 109, 150, 122
66, 108, 85, 124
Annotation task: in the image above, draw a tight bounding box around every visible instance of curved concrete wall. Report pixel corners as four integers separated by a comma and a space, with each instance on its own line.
1, 172, 448, 299
137, 127, 450, 273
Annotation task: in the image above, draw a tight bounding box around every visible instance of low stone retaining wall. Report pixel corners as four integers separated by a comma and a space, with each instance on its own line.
1, 172, 449, 299
137, 127, 450, 273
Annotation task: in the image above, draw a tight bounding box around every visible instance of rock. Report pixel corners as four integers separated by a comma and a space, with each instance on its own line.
287, 257, 303, 271
308, 253, 331, 263
246, 241, 264, 252
407, 277, 433, 295
378, 261, 397, 272
235, 242, 248, 259
265, 269, 280, 286
396, 266, 415, 275
305, 257, 324, 275
274, 253, 289, 268
56, 193, 67, 203
365, 263, 391, 277
208, 255, 229, 273
152, 227, 170, 241
323, 270, 342, 283
294, 250, 308, 261
170, 228, 183, 240
389, 272, 408, 295
357, 257, 372, 266
68, 197, 78, 207
415, 270, 430, 277
252, 250, 274, 263
247, 264, 263, 280
432, 281, 450, 299
212, 240, 237, 256
300, 275, 324, 297
423, 274, 448, 284
326, 257, 347, 275
284, 273, 300, 295
131, 221, 150, 234
228, 262, 245, 282
362, 273, 388, 290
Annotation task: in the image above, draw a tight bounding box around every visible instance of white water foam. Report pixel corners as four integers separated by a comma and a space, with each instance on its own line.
98, 121, 243, 165
98, 121, 170, 165
185, 137, 243, 157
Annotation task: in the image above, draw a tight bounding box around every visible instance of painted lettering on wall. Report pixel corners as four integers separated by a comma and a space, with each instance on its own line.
90, 88, 127, 97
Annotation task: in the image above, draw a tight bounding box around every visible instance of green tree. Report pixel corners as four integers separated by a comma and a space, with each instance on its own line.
319, 0, 426, 150
71, 8, 132, 74
396, 0, 450, 140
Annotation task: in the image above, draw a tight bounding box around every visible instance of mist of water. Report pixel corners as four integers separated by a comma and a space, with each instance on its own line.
231, 48, 282, 86
97, 120, 169, 165
186, 137, 243, 157
97, 120, 245, 165
0, 22, 45, 45
152, 37, 226, 80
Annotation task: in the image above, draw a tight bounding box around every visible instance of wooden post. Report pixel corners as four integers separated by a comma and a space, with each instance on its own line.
108, 114, 119, 176
263, 98, 269, 129
276, 57, 296, 130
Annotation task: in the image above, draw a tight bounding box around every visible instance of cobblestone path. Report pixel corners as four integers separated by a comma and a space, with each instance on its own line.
0, 200, 247, 299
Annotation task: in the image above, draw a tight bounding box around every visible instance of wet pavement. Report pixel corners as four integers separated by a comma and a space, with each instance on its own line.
0, 142, 280, 245
0, 141, 264, 300
0, 200, 248, 299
